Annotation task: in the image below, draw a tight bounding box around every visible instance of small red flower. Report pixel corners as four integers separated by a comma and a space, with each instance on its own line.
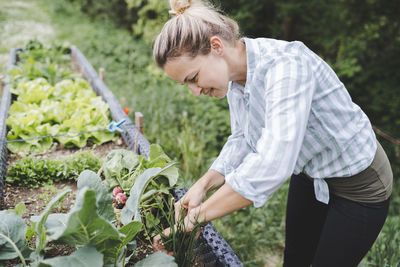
123, 108, 130, 115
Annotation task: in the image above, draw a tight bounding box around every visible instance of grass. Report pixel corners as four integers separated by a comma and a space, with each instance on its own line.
1, 0, 399, 266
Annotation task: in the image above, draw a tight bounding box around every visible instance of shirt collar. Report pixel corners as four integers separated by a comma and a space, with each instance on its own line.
228, 37, 260, 96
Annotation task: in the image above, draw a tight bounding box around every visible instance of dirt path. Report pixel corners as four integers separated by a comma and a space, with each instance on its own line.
0, 0, 55, 75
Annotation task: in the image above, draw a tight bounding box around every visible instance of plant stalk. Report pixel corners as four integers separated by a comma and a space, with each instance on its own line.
0, 232, 27, 266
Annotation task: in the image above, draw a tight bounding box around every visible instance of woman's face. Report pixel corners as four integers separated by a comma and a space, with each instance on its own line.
163, 48, 230, 98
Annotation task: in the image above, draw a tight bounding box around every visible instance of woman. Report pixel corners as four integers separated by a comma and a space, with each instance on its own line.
152, 0, 393, 266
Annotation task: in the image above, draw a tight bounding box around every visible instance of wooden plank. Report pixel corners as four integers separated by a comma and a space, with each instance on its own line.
135, 112, 144, 134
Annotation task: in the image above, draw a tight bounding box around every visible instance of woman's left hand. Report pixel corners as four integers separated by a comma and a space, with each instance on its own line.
153, 208, 200, 253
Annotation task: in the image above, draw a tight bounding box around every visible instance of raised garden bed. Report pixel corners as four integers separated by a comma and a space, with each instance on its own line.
0, 44, 243, 266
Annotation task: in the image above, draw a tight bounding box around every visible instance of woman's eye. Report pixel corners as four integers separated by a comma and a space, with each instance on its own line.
189, 74, 198, 83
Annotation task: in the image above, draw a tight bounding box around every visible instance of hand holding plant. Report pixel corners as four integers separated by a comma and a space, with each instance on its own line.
173, 184, 207, 223
152, 201, 203, 266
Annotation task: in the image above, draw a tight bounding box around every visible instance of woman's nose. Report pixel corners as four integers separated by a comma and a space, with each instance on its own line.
188, 84, 202, 97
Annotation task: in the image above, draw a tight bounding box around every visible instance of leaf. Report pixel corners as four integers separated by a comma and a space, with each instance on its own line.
102, 149, 139, 189
0, 211, 30, 261
120, 164, 174, 225
37, 245, 103, 267
158, 164, 179, 187
34, 188, 71, 252
8, 202, 27, 217
77, 170, 115, 222
45, 188, 122, 253
134, 251, 177, 267
118, 221, 142, 248
149, 144, 170, 162
104, 221, 142, 265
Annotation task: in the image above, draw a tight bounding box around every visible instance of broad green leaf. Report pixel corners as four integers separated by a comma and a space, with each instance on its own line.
104, 221, 143, 265
120, 164, 174, 225
77, 170, 115, 222
0, 211, 30, 262
149, 144, 170, 162
158, 164, 179, 187
45, 188, 122, 252
134, 251, 177, 267
102, 149, 139, 189
37, 245, 103, 267
118, 221, 142, 248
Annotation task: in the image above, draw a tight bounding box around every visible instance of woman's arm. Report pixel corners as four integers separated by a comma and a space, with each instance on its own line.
188, 183, 253, 225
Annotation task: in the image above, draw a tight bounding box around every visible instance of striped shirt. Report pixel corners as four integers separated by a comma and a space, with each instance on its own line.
210, 37, 377, 207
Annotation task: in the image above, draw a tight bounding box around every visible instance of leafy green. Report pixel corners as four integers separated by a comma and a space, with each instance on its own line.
102, 149, 139, 190
76, 170, 115, 222
17, 39, 71, 66
8, 202, 27, 217
120, 163, 175, 225
6, 77, 117, 155
102, 144, 179, 193
6, 150, 102, 187
45, 188, 122, 252
133, 251, 177, 267
0, 211, 31, 263
106, 221, 142, 267
9, 40, 77, 87
37, 245, 103, 267
34, 189, 71, 253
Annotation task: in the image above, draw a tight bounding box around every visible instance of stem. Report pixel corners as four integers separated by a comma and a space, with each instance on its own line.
141, 192, 163, 206
0, 232, 27, 267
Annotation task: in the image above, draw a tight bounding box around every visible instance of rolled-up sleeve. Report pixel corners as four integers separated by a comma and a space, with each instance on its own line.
225, 57, 316, 207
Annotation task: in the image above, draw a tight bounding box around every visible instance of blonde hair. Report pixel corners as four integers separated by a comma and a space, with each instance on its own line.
153, 0, 240, 68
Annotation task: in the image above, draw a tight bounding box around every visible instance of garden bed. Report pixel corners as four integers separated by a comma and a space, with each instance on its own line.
0, 44, 243, 266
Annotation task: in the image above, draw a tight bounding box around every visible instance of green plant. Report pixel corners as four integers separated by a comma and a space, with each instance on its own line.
6, 150, 102, 187
6, 77, 117, 154
0, 170, 177, 266
8, 202, 27, 217
6, 39, 117, 155
102, 144, 179, 196
125, 0, 169, 43
153, 197, 201, 267
36, 185, 58, 206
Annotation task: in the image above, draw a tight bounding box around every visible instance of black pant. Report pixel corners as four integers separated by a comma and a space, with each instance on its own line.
283, 173, 390, 267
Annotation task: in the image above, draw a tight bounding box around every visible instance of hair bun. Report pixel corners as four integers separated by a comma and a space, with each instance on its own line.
169, 0, 191, 16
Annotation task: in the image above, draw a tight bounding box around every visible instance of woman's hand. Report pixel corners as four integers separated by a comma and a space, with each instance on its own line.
153, 170, 226, 253
175, 170, 226, 221
153, 208, 202, 254
174, 184, 206, 222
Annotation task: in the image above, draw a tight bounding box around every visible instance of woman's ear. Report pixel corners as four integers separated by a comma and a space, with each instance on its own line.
210, 36, 224, 55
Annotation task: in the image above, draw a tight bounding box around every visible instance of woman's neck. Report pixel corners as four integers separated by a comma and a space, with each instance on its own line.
225, 39, 247, 85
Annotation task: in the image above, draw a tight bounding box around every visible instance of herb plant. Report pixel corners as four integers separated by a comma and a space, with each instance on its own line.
6, 150, 102, 187
152, 197, 201, 267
